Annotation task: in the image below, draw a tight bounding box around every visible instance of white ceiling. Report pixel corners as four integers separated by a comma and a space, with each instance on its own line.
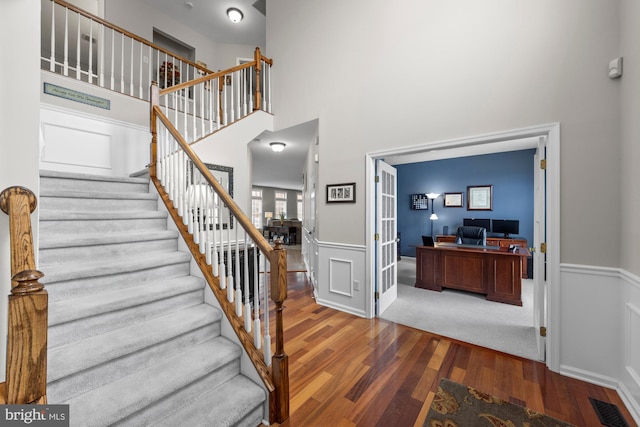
142, 0, 266, 46
249, 120, 317, 191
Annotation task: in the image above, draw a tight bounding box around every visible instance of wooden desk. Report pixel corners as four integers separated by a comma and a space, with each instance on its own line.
415, 243, 530, 306
437, 235, 530, 278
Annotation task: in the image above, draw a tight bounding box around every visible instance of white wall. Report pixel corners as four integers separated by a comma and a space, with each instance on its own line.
267, 0, 621, 268
0, 0, 41, 383
617, 0, 640, 414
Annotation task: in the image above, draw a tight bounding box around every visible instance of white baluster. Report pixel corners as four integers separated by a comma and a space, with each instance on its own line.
244, 234, 252, 332
267, 63, 272, 113
212, 193, 219, 277
98, 24, 105, 87
253, 244, 261, 348
249, 65, 254, 112
226, 213, 234, 302
218, 196, 225, 288
263, 252, 272, 365
75, 11, 81, 79
120, 34, 125, 93
64, 8, 71, 75
110, 30, 115, 90
50, 1, 56, 72
129, 38, 134, 95
87, 19, 94, 83
235, 228, 242, 317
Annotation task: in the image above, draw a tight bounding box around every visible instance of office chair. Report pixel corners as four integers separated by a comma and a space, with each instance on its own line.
421, 235, 434, 246
455, 226, 487, 245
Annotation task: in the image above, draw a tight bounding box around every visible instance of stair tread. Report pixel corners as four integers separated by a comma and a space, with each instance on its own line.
39, 210, 167, 220
40, 189, 158, 200
40, 229, 179, 250
155, 375, 266, 427
41, 251, 191, 284
65, 338, 247, 427
49, 276, 205, 326
48, 304, 222, 381
40, 170, 149, 184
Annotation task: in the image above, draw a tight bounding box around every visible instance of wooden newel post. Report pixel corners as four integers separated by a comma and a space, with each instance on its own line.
1, 186, 48, 404
254, 47, 262, 112
270, 241, 289, 422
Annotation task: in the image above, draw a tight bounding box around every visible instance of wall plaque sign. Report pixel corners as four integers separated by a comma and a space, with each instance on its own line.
44, 83, 111, 110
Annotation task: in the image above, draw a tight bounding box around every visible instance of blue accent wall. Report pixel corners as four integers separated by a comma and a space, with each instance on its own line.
397, 149, 536, 257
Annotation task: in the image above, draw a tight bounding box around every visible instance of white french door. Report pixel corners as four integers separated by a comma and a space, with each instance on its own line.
533, 136, 547, 361
376, 159, 398, 315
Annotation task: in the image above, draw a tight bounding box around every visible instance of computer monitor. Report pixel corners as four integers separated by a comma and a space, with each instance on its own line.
492, 219, 519, 238
463, 218, 491, 230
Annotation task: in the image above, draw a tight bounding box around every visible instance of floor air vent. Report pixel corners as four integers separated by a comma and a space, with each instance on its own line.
589, 398, 629, 427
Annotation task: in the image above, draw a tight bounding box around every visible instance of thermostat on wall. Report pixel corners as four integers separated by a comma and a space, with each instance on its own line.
608, 57, 623, 79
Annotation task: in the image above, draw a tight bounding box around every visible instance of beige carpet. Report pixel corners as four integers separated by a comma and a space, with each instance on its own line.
381, 257, 539, 360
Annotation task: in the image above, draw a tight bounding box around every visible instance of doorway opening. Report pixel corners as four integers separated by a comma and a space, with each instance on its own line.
365, 123, 560, 370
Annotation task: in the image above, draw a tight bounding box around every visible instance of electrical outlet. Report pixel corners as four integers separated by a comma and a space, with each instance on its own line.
354, 280, 360, 291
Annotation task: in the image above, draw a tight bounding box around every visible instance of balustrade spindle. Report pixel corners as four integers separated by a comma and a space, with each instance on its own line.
119, 33, 124, 92
76, 11, 81, 78
129, 37, 134, 95
87, 19, 94, 83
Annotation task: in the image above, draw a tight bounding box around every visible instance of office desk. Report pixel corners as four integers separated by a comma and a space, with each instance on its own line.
415, 243, 530, 306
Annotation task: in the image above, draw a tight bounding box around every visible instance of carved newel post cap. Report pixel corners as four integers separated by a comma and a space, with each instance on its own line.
1, 186, 37, 215
11, 269, 45, 294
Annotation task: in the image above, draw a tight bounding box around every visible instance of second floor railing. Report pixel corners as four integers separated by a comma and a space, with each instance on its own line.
41, 0, 273, 129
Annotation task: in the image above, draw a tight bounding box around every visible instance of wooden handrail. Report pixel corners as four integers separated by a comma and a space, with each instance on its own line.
150, 84, 289, 422
52, 0, 213, 76
1, 187, 48, 404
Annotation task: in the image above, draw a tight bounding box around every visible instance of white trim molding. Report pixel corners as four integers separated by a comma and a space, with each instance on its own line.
315, 240, 367, 318
559, 263, 640, 425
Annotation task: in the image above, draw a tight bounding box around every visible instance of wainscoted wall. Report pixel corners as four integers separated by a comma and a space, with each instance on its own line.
314, 241, 367, 318
559, 264, 640, 423
40, 104, 149, 177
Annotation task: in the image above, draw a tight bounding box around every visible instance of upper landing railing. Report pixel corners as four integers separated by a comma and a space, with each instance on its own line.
41, 0, 272, 134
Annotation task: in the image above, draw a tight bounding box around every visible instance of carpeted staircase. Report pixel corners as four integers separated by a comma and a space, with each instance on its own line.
38, 170, 266, 426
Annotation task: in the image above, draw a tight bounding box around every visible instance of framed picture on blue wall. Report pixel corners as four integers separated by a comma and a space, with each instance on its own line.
444, 192, 463, 207
467, 185, 492, 210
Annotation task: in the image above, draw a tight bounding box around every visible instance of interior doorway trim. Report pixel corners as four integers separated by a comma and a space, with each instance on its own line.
364, 122, 561, 372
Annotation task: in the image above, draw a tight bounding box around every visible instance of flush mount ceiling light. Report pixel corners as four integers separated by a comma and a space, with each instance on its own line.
270, 142, 286, 152
227, 7, 244, 23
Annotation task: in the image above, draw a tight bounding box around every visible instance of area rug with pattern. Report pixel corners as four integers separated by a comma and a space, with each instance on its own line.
424, 378, 575, 427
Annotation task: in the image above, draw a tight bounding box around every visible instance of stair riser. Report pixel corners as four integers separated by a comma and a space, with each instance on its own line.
40, 238, 178, 265
40, 197, 157, 212
44, 262, 191, 301
41, 178, 149, 194
40, 217, 167, 235
49, 289, 205, 347
117, 359, 243, 427
48, 323, 223, 403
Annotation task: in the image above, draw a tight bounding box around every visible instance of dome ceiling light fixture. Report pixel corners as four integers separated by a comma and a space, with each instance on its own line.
227, 7, 244, 23
270, 142, 286, 152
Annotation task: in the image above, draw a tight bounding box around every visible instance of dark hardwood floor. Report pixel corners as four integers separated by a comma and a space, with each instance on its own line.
270, 269, 637, 427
